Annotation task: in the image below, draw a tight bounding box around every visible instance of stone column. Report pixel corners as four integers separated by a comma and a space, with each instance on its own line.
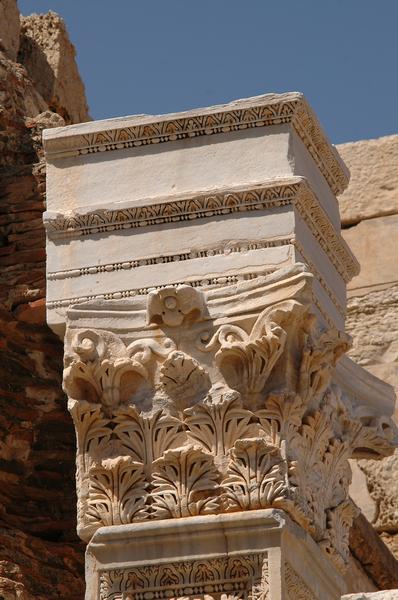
43, 94, 397, 599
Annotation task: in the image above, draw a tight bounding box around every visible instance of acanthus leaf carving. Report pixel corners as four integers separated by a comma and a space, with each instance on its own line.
298, 326, 351, 407
113, 405, 184, 466
289, 410, 335, 536
320, 499, 359, 570
69, 399, 111, 468
222, 438, 292, 512
257, 392, 304, 447
87, 456, 149, 527
64, 330, 178, 415
348, 413, 398, 459
68, 399, 112, 534
184, 390, 254, 459
151, 445, 221, 519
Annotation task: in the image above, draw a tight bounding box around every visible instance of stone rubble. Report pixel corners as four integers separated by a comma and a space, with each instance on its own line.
19, 11, 90, 124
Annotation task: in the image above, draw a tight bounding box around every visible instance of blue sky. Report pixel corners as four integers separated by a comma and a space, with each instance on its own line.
18, 0, 398, 143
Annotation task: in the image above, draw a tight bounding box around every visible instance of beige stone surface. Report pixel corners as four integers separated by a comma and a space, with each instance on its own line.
337, 134, 398, 226
19, 11, 90, 124
43, 93, 398, 597
343, 215, 398, 297
367, 363, 398, 416
349, 513, 398, 591
345, 284, 398, 420
346, 284, 398, 368
349, 460, 377, 523
381, 532, 398, 559
342, 592, 398, 599
0, 0, 20, 60
358, 453, 398, 533
61, 262, 396, 598
345, 239, 398, 564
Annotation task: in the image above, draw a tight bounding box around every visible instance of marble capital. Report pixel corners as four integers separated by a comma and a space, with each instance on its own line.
44, 94, 397, 599
62, 265, 396, 575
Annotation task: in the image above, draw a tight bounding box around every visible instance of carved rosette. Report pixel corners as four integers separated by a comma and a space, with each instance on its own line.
63, 280, 397, 571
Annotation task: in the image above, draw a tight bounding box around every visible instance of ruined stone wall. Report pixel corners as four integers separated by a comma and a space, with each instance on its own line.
337, 135, 398, 558
0, 1, 88, 597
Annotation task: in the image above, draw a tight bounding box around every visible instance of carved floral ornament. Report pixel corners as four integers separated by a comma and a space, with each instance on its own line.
63, 283, 397, 572
99, 552, 269, 600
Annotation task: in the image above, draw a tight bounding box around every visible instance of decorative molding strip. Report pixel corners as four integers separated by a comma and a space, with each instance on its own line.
46, 270, 276, 310
47, 235, 345, 319
99, 552, 268, 600
43, 93, 348, 195
293, 240, 345, 317
295, 185, 359, 282
46, 264, 343, 325
47, 237, 294, 281
44, 181, 297, 237
44, 179, 359, 282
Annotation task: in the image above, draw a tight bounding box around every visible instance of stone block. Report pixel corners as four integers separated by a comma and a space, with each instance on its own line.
349, 513, 398, 591
86, 509, 346, 600
345, 284, 398, 420
43, 93, 357, 335
337, 135, 398, 226
343, 215, 398, 297
359, 453, 398, 533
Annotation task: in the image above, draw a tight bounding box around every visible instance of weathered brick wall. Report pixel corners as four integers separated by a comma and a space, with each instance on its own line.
0, 1, 89, 597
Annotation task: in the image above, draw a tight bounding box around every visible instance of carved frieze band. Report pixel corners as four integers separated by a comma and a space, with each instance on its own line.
46, 270, 275, 310
46, 245, 345, 321
45, 182, 295, 236
44, 180, 359, 282
284, 563, 317, 600
99, 552, 269, 600
47, 237, 293, 281
43, 94, 347, 195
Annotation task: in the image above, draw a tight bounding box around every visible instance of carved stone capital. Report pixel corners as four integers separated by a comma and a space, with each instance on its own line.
63, 266, 397, 572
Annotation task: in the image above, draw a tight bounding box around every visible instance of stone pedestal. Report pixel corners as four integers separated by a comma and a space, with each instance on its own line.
43, 94, 397, 599
86, 510, 344, 600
